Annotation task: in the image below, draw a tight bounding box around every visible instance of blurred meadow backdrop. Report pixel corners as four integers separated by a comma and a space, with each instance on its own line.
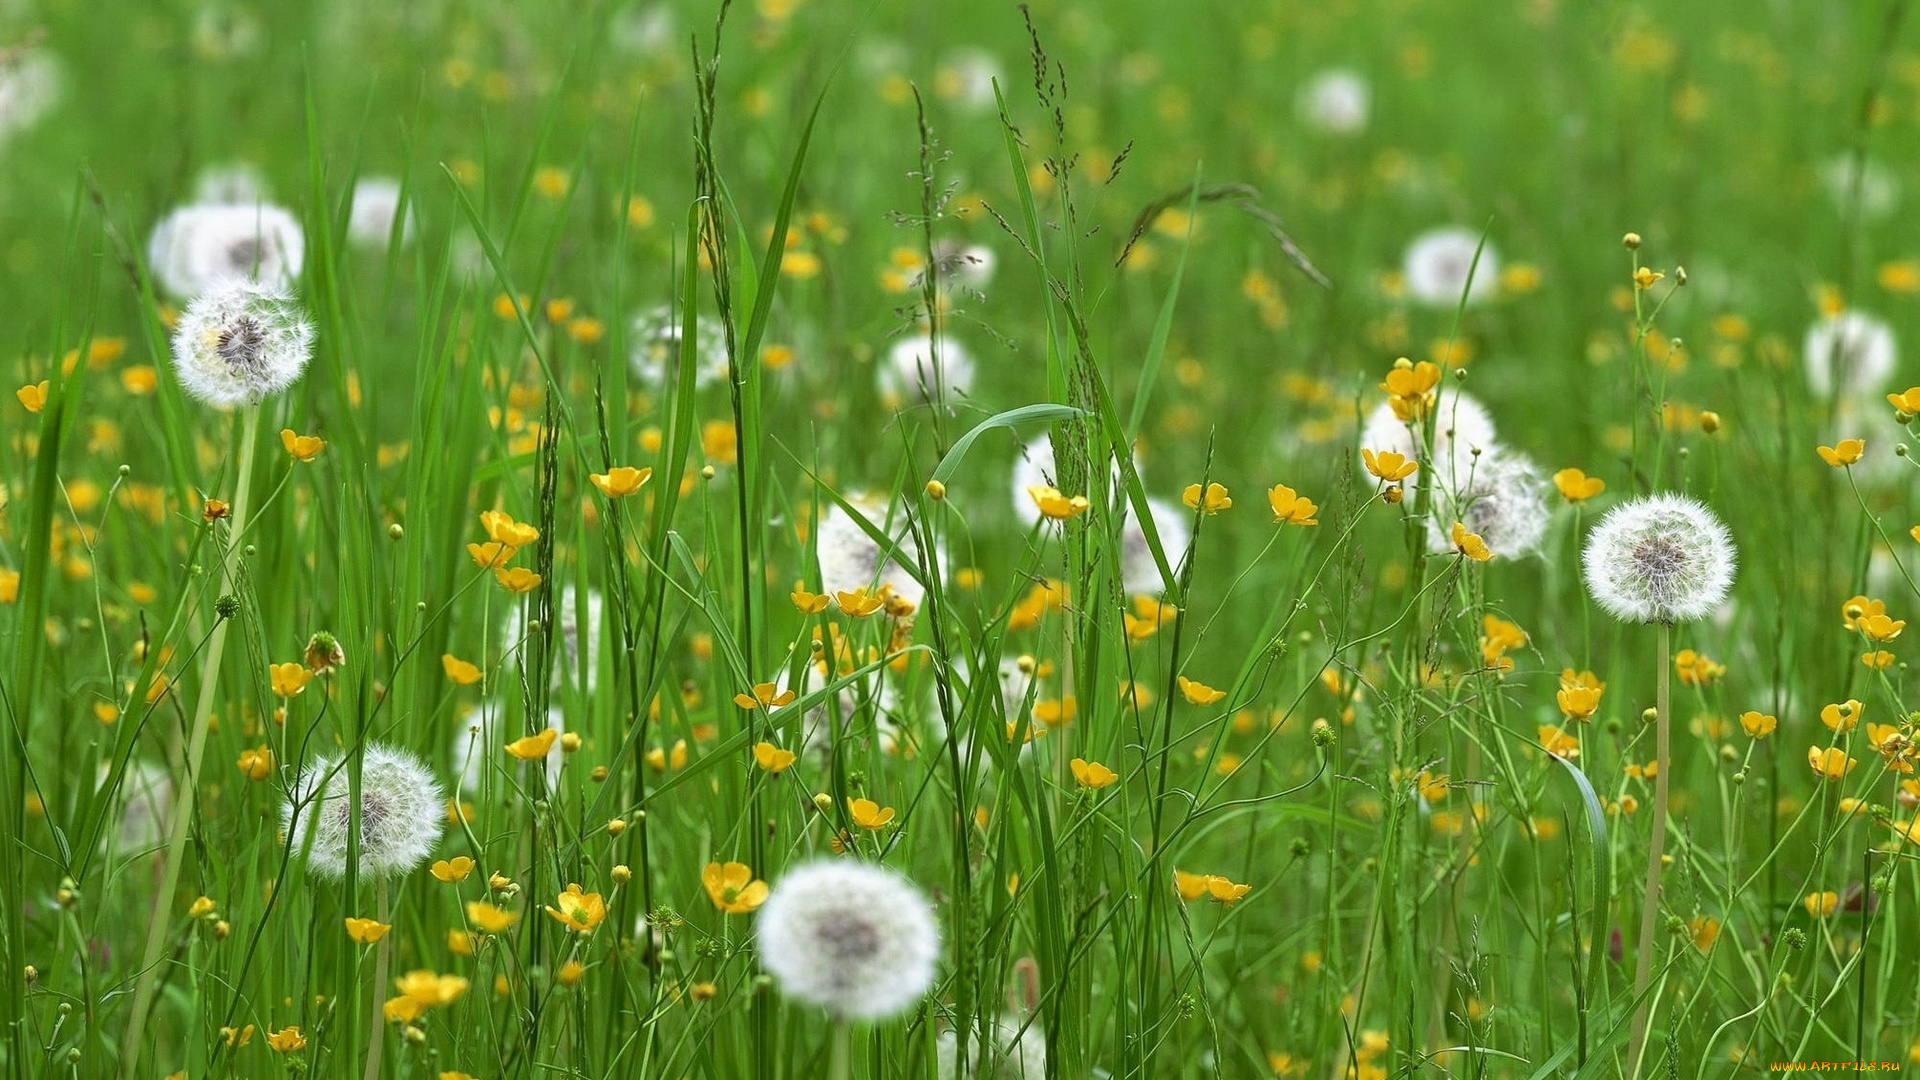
5, 0, 1920, 1077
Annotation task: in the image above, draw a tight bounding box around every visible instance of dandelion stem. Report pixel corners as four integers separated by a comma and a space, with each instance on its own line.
827, 1019, 851, 1080
119, 404, 261, 1079
1626, 619, 1672, 1078
363, 875, 391, 1080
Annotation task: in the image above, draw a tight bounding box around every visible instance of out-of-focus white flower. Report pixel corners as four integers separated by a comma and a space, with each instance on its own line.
1122, 495, 1189, 595
347, 176, 415, 250
149, 202, 305, 299
755, 859, 941, 1020
103, 759, 174, 856
1821, 154, 1898, 221
0, 48, 60, 144
192, 162, 270, 207
1298, 68, 1370, 135
629, 304, 729, 388
879, 333, 972, 408
168, 280, 314, 408
937, 49, 1001, 112
1403, 226, 1497, 308
1804, 310, 1895, 399
814, 493, 926, 610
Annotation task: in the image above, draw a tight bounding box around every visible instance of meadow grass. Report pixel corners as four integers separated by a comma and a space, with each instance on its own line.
4, 1, 1920, 1077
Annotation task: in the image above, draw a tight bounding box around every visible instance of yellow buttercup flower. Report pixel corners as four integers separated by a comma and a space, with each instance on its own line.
383, 971, 469, 1023
236, 745, 275, 781
733, 682, 797, 710
545, 883, 607, 933
702, 862, 770, 914
1027, 485, 1091, 520
847, 797, 896, 829
1804, 891, 1839, 918
752, 741, 797, 773
589, 465, 652, 498
467, 541, 516, 568
431, 856, 475, 883
344, 917, 392, 943
465, 901, 518, 934
1816, 438, 1864, 467
1182, 482, 1233, 514
1859, 612, 1905, 642
16, 381, 48, 414
1177, 676, 1227, 705
1821, 700, 1862, 732
790, 584, 830, 614
266, 1026, 306, 1053
1886, 386, 1920, 414
505, 728, 558, 760
1362, 448, 1418, 482
1266, 484, 1319, 526
1069, 758, 1118, 789
1450, 522, 1493, 562
1552, 468, 1605, 502
479, 509, 540, 548
1808, 745, 1856, 782
441, 654, 483, 685
279, 429, 326, 462
494, 566, 542, 593
270, 662, 312, 698
834, 588, 885, 617
1738, 711, 1777, 738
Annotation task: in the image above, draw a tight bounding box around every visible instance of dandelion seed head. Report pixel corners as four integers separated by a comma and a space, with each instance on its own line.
1122, 496, 1189, 596
1803, 310, 1895, 398
1582, 494, 1736, 624
104, 759, 173, 856
501, 585, 604, 692
169, 281, 314, 407
1425, 447, 1551, 560
1298, 68, 1370, 135
346, 176, 414, 250
148, 202, 305, 299
754, 859, 940, 1020
192, 162, 270, 207
1358, 388, 1498, 475
814, 493, 925, 609
1403, 226, 1497, 308
937, 1014, 1047, 1080
284, 743, 445, 880
0, 48, 60, 144
628, 305, 728, 388
879, 333, 973, 408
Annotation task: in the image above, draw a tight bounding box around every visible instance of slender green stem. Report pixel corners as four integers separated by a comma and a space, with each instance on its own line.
363, 876, 392, 1080
119, 404, 262, 1079
1626, 620, 1673, 1078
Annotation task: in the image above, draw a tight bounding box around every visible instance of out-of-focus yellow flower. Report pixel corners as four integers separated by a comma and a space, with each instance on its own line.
1027, 485, 1091, 520
1552, 468, 1605, 502
442, 654, 483, 685
733, 682, 797, 710
1538, 725, 1580, 759
266, 1026, 306, 1052
236, 745, 274, 781
1804, 891, 1839, 918
465, 901, 517, 934
383, 971, 469, 1023
344, 917, 392, 943
16, 382, 48, 413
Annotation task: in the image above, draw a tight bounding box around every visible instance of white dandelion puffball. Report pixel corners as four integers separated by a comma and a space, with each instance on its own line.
103, 759, 174, 855
1298, 68, 1370, 135
1582, 494, 1736, 624
935, 241, 997, 291
1804, 311, 1896, 398
0, 48, 61, 144
1122, 495, 1190, 596
148, 202, 305, 299
501, 585, 605, 692
1820, 154, 1898, 221
1358, 388, 1498, 478
937, 1015, 1047, 1080
192, 162, 270, 206
629, 304, 729, 388
815, 493, 926, 608
938, 48, 1002, 112
1010, 436, 1131, 528
168, 281, 314, 408
755, 859, 941, 1020
1402, 226, 1498, 308
283, 743, 446, 880
879, 333, 973, 407
453, 701, 564, 794
347, 176, 415, 250
1423, 447, 1551, 560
